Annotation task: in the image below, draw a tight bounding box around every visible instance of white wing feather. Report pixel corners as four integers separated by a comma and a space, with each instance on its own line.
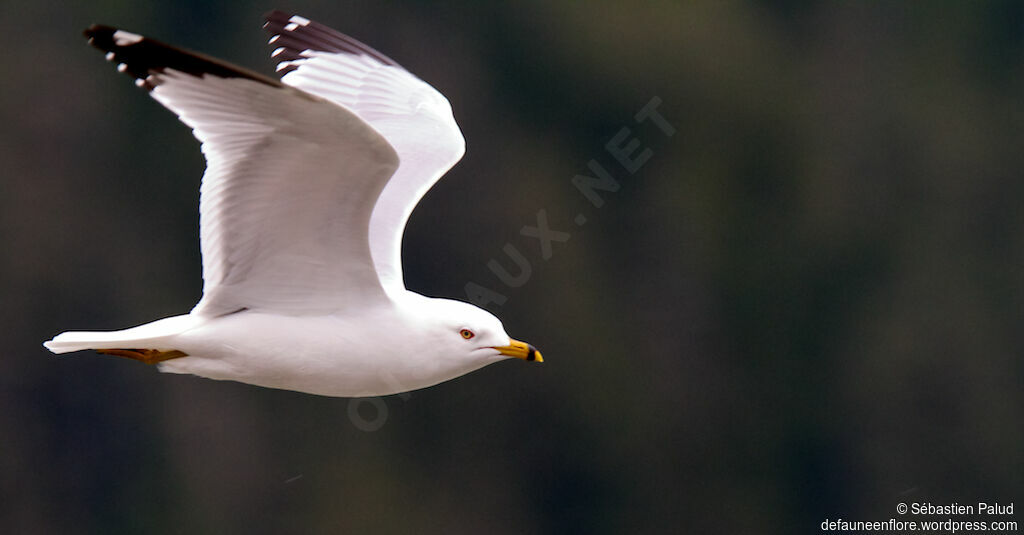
85, 26, 400, 316
263, 12, 467, 296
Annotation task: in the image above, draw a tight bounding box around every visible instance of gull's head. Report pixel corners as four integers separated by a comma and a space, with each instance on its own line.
419, 297, 542, 365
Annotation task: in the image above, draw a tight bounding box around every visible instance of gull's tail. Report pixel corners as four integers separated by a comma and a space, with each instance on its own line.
44, 315, 198, 357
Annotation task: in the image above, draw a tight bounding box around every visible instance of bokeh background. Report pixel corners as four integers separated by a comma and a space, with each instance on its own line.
3, 1, 1022, 533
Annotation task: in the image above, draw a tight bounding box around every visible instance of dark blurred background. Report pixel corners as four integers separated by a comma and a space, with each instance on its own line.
3, 1, 1022, 533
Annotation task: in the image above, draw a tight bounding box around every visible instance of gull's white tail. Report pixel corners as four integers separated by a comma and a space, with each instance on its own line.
44, 315, 199, 354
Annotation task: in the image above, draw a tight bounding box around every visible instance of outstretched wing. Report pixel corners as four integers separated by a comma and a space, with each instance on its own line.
263, 11, 467, 297
85, 25, 400, 316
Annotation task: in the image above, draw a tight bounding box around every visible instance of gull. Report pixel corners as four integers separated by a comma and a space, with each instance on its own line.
44, 11, 542, 397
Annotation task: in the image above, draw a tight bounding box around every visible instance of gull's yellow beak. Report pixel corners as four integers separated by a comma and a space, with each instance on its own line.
492, 339, 543, 362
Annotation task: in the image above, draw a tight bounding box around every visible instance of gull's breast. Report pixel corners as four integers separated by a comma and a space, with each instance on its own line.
162, 310, 438, 397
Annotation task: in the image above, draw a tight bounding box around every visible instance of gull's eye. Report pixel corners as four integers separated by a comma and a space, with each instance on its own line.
460, 329, 475, 339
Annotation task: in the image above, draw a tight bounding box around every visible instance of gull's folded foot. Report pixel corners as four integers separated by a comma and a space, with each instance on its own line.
96, 348, 188, 365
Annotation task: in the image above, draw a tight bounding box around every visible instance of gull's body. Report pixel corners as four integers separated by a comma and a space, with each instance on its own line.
44, 12, 540, 397
68, 296, 511, 397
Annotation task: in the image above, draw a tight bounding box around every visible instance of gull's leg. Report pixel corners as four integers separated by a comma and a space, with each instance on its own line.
96, 348, 188, 365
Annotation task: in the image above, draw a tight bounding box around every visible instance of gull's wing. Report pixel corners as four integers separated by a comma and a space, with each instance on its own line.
85, 25, 400, 316
263, 11, 467, 296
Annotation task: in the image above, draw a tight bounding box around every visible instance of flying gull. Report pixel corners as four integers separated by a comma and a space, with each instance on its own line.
44, 11, 542, 397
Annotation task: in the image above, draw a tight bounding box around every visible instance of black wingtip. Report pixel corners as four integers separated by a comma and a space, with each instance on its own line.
82, 23, 285, 91
83, 24, 101, 39
84, 23, 111, 39
83, 25, 156, 87
262, 10, 404, 72
262, 9, 290, 25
